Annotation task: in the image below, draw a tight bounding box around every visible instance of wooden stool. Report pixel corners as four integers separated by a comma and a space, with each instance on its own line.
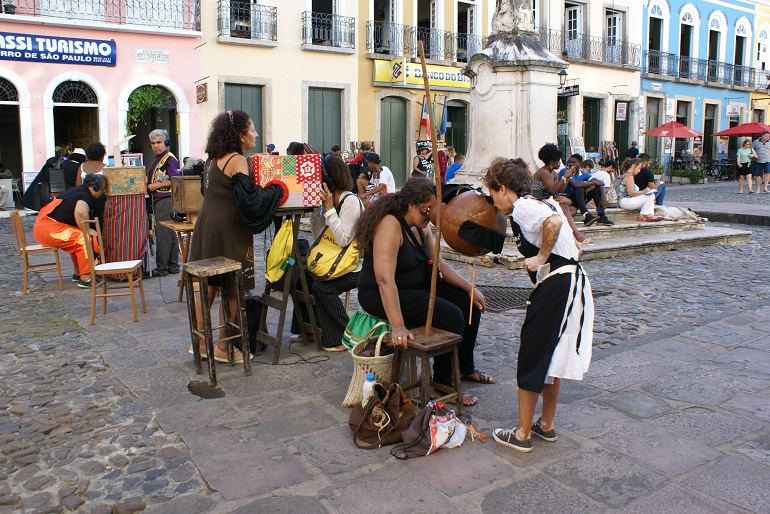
183, 257, 251, 387
393, 327, 464, 416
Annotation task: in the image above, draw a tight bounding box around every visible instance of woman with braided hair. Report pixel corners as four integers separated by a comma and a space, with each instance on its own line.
354, 177, 491, 407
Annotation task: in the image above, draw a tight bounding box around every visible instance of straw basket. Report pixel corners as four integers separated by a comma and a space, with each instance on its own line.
341, 322, 396, 407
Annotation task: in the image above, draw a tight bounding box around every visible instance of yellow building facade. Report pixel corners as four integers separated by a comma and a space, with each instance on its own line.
751, 2, 770, 122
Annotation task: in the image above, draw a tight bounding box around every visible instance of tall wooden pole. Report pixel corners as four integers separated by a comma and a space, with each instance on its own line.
418, 41, 442, 337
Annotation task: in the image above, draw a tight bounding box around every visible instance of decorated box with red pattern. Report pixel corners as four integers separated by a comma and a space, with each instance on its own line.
249, 153, 323, 208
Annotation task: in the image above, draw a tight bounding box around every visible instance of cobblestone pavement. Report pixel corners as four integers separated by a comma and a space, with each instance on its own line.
1, 182, 769, 513
666, 179, 770, 204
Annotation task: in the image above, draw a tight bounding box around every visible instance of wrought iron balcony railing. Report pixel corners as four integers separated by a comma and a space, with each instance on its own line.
538, 28, 641, 68
366, 20, 486, 63
217, 1, 276, 41
302, 11, 355, 49
4, 0, 200, 31
645, 50, 769, 90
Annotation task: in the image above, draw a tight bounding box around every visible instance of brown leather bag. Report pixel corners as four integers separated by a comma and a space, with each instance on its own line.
349, 382, 416, 449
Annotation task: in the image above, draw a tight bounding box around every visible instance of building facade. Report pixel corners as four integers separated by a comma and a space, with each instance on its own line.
0, 0, 203, 177
641, 0, 762, 163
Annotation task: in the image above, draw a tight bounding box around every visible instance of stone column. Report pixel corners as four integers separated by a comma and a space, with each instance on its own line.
456, 2, 567, 186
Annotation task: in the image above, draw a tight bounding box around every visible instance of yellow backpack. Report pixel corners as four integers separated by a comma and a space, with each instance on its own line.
265, 219, 294, 283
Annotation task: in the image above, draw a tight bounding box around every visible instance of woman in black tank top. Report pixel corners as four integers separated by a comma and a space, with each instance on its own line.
354, 178, 492, 407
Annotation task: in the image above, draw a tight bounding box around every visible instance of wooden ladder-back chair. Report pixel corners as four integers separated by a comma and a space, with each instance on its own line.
79, 219, 146, 325
10, 210, 63, 294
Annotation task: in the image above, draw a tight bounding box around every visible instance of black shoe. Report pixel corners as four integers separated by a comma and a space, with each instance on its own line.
168, 268, 180, 275
583, 213, 598, 226
152, 269, 169, 277
78, 277, 103, 288
142, 271, 152, 279
596, 214, 614, 226
71, 274, 80, 282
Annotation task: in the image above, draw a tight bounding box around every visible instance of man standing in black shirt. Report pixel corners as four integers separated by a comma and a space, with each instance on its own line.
625, 141, 640, 160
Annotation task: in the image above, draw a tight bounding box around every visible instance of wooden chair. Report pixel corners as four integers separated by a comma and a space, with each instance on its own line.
79, 219, 146, 325
9, 210, 63, 294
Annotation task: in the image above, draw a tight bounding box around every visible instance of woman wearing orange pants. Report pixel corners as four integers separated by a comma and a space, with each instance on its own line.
33, 174, 106, 287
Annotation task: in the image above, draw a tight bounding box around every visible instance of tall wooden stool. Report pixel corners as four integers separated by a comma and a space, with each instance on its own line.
183, 257, 251, 387
392, 327, 464, 416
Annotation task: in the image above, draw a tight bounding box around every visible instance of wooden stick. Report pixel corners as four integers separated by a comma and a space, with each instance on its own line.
468, 264, 476, 325
418, 41, 443, 338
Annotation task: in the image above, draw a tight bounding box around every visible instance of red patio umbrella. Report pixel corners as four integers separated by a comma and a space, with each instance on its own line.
643, 121, 703, 138
712, 121, 770, 137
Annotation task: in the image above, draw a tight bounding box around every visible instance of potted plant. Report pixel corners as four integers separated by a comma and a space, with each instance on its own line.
2, 1, 16, 14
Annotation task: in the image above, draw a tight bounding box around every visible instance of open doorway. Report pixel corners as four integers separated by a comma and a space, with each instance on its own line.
52, 81, 99, 154
126, 85, 178, 166
0, 77, 22, 177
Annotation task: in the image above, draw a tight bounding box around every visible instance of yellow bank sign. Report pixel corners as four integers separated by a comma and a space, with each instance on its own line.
374, 58, 470, 91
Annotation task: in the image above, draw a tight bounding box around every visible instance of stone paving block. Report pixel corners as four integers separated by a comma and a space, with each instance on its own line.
720, 394, 770, 422
685, 456, 770, 512
558, 400, 720, 475
402, 444, 515, 497
287, 426, 389, 475
180, 423, 311, 501
457, 380, 518, 422
583, 349, 677, 392
723, 314, 759, 326
714, 347, 770, 374
622, 483, 734, 514
654, 407, 762, 446
681, 323, 761, 347
598, 390, 672, 418
557, 380, 604, 405
155, 398, 242, 433
319, 463, 461, 513
258, 401, 340, 439
733, 432, 770, 467
642, 375, 735, 406
680, 362, 770, 393
227, 496, 327, 514
144, 493, 214, 514
480, 472, 604, 513
751, 320, 770, 333
636, 337, 711, 362
543, 448, 667, 508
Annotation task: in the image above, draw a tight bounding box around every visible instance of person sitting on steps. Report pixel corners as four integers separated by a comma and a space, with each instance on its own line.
558, 154, 614, 227
616, 158, 663, 222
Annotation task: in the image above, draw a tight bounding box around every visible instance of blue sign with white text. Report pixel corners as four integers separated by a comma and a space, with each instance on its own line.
0, 31, 116, 67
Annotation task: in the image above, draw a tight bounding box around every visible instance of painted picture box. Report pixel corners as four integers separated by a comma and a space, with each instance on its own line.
248, 154, 322, 208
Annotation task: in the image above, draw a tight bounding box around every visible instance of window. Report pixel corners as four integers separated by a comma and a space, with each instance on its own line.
0, 78, 18, 102
605, 9, 623, 63
53, 82, 97, 104
564, 3, 583, 58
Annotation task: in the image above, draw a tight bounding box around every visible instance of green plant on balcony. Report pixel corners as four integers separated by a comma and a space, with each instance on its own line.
126, 86, 175, 135
2, 0, 16, 14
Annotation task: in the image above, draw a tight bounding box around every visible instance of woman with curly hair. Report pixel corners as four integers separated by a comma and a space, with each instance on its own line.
188, 109, 286, 363
293, 155, 363, 351
483, 158, 593, 453
532, 143, 589, 245
354, 177, 490, 407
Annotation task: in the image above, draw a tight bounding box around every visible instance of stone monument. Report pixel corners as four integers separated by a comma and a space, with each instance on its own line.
457, 0, 567, 184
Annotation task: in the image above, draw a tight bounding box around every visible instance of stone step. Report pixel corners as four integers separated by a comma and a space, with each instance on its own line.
570, 207, 700, 223
441, 225, 751, 269
553, 217, 705, 240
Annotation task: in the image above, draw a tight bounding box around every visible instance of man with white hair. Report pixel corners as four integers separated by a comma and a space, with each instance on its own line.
147, 129, 180, 276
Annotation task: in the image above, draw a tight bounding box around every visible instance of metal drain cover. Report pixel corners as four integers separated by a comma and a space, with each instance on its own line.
476, 284, 609, 313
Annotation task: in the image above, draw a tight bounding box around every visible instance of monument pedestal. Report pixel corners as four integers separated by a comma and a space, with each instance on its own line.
457, 33, 566, 186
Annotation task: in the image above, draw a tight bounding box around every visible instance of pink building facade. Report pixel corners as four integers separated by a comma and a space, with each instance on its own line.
0, 3, 202, 176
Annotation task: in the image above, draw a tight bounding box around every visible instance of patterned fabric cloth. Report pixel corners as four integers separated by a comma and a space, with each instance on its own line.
102, 194, 149, 280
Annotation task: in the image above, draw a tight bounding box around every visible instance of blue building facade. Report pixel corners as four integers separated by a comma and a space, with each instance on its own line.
641, 0, 761, 163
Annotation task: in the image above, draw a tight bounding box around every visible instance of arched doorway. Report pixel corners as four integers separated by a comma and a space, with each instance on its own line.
126, 85, 178, 166
0, 77, 22, 177
445, 100, 468, 155
53, 81, 99, 153
380, 96, 407, 185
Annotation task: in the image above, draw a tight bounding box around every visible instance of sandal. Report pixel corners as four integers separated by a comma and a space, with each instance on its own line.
444, 393, 479, 407
322, 345, 347, 352
212, 347, 251, 364
188, 345, 207, 360
462, 370, 496, 384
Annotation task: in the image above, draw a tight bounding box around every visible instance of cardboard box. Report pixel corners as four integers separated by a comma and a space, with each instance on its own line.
171, 176, 203, 213
103, 166, 146, 195
249, 154, 322, 208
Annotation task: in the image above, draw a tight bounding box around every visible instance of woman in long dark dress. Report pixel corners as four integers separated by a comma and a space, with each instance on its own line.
189, 109, 285, 363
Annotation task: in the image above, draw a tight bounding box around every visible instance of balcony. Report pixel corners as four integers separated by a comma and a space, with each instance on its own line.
538, 28, 641, 68
366, 20, 486, 63
3, 0, 200, 31
645, 50, 768, 90
301, 11, 355, 51
217, 1, 276, 43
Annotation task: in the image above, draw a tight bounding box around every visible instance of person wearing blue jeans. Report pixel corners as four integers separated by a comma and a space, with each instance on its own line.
636, 153, 666, 206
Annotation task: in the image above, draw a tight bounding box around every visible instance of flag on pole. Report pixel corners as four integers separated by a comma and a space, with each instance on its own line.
420, 101, 432, 139
438, 101, 448, 139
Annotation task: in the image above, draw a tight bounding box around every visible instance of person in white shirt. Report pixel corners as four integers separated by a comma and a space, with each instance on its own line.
357, 153, 396, 206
